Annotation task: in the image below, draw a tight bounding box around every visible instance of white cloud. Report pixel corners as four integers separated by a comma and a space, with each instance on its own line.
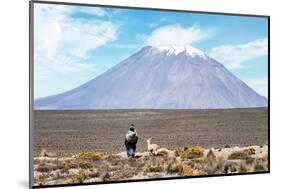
209, 38, 268, 69
245, 77, 268, 98
61, 19, 117, 58
108, 43, 141, 49
34, 4, 119, 98
75, 6, 108, 17
34, 4, 117, 74
145, 24, 213, 46
35, 4, 108, 17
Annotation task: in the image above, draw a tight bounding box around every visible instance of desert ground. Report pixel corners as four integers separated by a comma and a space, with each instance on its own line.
32, 107, 268, 186
33, 108, 268, 156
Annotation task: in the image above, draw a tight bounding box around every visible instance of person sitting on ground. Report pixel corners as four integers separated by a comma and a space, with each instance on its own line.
124, 124, 138, 158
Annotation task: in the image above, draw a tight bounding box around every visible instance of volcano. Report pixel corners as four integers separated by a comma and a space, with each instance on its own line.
34, 45, 267, 109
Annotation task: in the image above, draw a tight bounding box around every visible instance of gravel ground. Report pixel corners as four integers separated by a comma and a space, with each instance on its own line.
33, 108, 268, 156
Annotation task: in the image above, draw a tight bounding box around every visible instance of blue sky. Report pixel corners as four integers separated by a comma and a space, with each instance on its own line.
34, 3, 268, 99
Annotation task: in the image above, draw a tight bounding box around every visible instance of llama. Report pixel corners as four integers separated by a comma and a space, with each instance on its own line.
147, 138, 159, 155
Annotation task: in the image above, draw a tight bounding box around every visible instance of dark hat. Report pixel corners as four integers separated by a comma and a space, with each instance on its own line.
129, 124, 135, 131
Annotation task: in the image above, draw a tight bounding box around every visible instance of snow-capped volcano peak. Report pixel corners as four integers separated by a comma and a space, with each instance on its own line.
152, 45, 206, 57
35, 45, 267, 110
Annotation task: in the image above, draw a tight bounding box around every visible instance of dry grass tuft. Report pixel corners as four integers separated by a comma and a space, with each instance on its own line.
39, 148, 56, 157
144, 163, 164, 172
228, 151, 250, 160
78, 160, 91, 169
178, 162, 197, 176
102, 171, 121, 182
88, 168, 100, 178
58, 160, 78, 170
72, 170, 89, 183
253, 159, 267, 172
244, 148, 256, 155
76, 151, 105, 160
206, 149, 216, 160
33, 144, 268, 186
223, 162, 238, 173
175, 146, 204, 159
39, 149, 48, 157
166, 161, 180, 173
35, 163, 50, 172
144, 158, 165, 172
174, 147, 182, 157
155, 150, 169, 157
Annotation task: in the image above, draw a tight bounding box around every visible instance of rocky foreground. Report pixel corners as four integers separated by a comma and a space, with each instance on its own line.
33, 144, 268, 186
